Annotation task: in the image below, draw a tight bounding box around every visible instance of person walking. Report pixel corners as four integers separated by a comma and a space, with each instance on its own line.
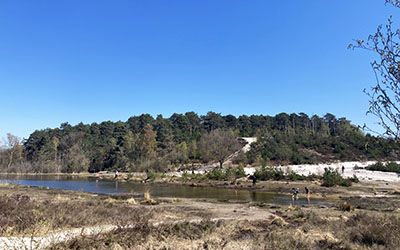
114, 170, 119, 179
291, 188, 299, 205
248, 174, 257, 187
305, 187, 310, 204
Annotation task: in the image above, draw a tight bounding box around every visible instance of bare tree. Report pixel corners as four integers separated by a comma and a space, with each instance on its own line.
199, 129, 242, 168
59, 132, 88, 173
5, 133, 23, 169
350, 0, 400, 139
387, 0, 400, 8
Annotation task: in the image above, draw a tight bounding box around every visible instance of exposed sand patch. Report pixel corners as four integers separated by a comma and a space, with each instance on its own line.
243, 161, 400, 182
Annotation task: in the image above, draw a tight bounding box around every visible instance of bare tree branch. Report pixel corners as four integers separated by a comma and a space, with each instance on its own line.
350, 3, 400, 140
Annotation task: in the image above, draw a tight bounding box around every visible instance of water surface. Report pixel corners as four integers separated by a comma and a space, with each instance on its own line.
0, 175, 328, 206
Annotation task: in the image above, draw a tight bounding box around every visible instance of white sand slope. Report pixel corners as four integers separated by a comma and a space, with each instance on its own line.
240, 137, 257, 153
224, 137, 257, 165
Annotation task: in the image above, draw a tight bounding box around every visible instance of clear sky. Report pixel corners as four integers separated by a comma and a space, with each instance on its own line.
0, 0, 399, 140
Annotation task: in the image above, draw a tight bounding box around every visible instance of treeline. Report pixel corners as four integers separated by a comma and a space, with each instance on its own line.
1, 112, 399, 173
246, 114, 400, 165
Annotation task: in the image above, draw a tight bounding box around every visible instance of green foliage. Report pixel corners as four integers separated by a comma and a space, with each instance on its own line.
253, 166, 319, 181
181, 172, 207, 182
286, 171, 307, 181
146, 170, 165, 181
321, 168, 355, 187
248, 114, 400, 166
254, 166, 285, 181
233, 165, 246, 178
4, 111, 397, 173
206, 166, 246, 181
365, 162, 400, 173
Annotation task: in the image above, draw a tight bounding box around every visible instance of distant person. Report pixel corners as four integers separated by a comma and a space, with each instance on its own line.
248, 175, 257, 187
114, 170, 119, 179
305, 187, 310, 204
341, 166, 345, 175
291, 188, 299, 205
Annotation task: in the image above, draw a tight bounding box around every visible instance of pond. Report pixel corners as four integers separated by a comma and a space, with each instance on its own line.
0, 175, 329, 206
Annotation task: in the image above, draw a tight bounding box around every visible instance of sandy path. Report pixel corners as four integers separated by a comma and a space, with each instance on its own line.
0, 225, 116, 250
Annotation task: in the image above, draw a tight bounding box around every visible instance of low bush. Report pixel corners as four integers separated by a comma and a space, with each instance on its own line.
321, 168, 357, 187
181, 172, 206, 182
146, 170, 165, 181
0, 192, 152, 236
254, 166, 285, 181
339, 202, 354, 212
347, 213, 400, 248
206, 166, 246, 181
286, 171, 307, 181
348, 174, 359, 183
365, 161, 400, 173
254, 166, 316, 182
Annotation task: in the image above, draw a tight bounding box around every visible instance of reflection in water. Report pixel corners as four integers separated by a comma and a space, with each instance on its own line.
0, 175, 328, 206
250, 191, 256, 201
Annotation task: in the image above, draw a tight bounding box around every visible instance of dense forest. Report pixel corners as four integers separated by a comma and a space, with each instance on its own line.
0, 112, 399, 173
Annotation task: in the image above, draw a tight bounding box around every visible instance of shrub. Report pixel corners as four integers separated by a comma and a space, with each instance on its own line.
254, 166, 315, 181
206, 166, 246, 181
254, 166, 285, 181
347, 213, 400, 248
146, 170, 165, 181
348, 174, 359, 183
287, 171, 306, 181
206, 168, 226, 180
365, 161, 400, 173
233, 166, 246, 178
339, 202, 354, 212
321, 168, 356, 187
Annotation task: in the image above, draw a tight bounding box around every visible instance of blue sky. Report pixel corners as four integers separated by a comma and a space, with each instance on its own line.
0, 0, 399, 139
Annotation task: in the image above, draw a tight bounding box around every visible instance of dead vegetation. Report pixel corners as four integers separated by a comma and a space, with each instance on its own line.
48, 206, 400, 250
0, 186, 153, 236
1, 184, 400, 249
342, 195, 400, 212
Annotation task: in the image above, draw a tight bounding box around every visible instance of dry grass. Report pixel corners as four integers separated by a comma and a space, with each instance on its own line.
346, 212, 400, 248
48, 208, 400, 250
0, 191, 153, 237
2, 184, 400, 249
143, 190, 151, 201
343, 196, 400, 212
141, 189, 158, 205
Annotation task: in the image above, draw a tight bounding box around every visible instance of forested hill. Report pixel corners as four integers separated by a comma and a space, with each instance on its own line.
3, 112, 399, 173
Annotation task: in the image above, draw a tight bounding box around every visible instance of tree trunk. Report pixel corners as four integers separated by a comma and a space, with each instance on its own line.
7, 150, 14, 169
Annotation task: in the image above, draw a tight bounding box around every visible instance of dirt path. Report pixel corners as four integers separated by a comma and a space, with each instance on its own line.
0, 225, 116, 250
